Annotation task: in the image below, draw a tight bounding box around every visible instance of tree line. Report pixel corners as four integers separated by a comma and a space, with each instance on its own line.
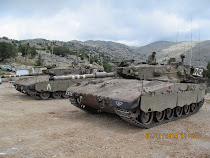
0, 42, 39, 62
0, 42, 17, 62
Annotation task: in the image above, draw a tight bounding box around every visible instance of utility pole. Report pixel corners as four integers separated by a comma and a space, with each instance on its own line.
25, 43, 29, 64
89, 52, 91, 63
51, 41, 54, 55
76, 51, 79, 65
100, 56, 103, 67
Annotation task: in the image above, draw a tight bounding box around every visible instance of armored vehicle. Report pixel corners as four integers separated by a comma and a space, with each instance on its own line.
13, 64, 103, 100
61, 56, 207, 128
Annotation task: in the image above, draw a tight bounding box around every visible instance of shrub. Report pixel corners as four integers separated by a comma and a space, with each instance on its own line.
35, 54, 44, 66
0, 42, 17, 61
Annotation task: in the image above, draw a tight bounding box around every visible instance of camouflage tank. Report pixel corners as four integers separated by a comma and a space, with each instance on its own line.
58, 55, 207, 128
13, 64, 103, 100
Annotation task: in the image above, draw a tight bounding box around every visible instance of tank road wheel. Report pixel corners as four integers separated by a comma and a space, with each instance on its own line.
197, 99, 204, 108
76, 96, 82, 105
175, 106, 183, 117
61, 91, 69, 99
15, 85, 21, 92
15, 85, 18, 90
165, 108, 174, 120
183, 105, 190, 115
190, 103, 197, 112
154, 110, 165, 122
39, 92, 50, 100
52, 91, 62, 99
139, 111, 153, 125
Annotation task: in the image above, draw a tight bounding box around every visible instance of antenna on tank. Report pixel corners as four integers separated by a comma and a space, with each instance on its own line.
190, 18, 193, 66
199, 28, 201, 66
184, 32, 187, 55
175, 20, 179, 57
176, 23, 179, 44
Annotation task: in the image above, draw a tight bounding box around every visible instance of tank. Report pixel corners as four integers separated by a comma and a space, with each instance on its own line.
63, 55, 207, 128
13, 64, 103, 100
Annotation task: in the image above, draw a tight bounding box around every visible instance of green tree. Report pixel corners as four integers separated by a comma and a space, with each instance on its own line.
2, 36, 8, 40
53, 46, 71, 57
47, 46, 51, 51
207, 62, 210, 78
35, 54, 44, 66
28, 46, 37, 57
207, 63, 210, 90
90, 57, 98, 64
19, 44, 29, 57
103, 62, 116, 72
0, 41, 17, 61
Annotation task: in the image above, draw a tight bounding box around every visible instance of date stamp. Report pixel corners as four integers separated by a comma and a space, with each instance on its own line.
146, 133, 196, 139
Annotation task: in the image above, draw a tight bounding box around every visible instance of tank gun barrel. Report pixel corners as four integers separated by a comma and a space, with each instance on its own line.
50, 72, 116, 81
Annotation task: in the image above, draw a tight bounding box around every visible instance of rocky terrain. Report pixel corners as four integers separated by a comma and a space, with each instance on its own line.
18, 38, 143, 63
18, 38, 210, 66
2, 53, 91, 72
0, 37, 209, 66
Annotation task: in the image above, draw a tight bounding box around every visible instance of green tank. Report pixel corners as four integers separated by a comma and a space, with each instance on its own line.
13, 64, 103, 100
62, 55, 207, 128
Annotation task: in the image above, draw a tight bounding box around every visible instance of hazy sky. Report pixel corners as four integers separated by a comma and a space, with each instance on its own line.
0, 0, 209, 46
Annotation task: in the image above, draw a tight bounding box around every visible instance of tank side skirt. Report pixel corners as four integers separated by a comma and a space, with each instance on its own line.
141, 92, 177, 112
115, 101, 203, 129
70, 93, 204, 128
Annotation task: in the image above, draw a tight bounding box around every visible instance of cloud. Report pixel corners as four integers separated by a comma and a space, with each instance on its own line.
0, 0, 210, 46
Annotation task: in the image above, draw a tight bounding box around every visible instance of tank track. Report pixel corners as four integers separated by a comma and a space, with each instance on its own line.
70, 96, 204, 128
26, 89, 41, 100
26, 89, 69, 100
115, 101, 204, 129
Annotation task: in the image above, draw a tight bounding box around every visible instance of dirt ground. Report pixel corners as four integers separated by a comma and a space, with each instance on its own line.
0, 82, 209, 158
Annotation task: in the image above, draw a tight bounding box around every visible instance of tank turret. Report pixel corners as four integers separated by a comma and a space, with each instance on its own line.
51, 56, 207, 84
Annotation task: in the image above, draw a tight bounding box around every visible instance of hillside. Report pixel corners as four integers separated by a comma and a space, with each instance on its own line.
134, 41, 175, 58
82, 40, 142, 62
19, 39, 142, 63
19, 39, 210, 66
0, 37, 209, 66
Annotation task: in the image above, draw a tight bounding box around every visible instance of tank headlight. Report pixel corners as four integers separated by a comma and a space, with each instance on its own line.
66, 91, 73, 96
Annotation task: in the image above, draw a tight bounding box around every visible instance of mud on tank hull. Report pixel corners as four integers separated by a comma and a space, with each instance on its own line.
67, 78, 206, 128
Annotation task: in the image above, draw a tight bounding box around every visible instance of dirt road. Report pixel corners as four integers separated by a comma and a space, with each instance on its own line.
0, 83, 209, 158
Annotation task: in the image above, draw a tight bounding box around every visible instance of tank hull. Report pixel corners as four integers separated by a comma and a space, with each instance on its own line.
14, 76, 93, 100
67, 78, 206, 128
26, 78, 92, 100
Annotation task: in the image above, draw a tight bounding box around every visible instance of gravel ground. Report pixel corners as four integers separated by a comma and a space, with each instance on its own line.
0, 82, 209, 158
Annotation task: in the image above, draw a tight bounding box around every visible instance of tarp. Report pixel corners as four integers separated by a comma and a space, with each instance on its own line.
16, 70, 29, 76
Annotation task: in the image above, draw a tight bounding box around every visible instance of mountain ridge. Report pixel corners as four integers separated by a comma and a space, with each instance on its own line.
0, 37, 209, 66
